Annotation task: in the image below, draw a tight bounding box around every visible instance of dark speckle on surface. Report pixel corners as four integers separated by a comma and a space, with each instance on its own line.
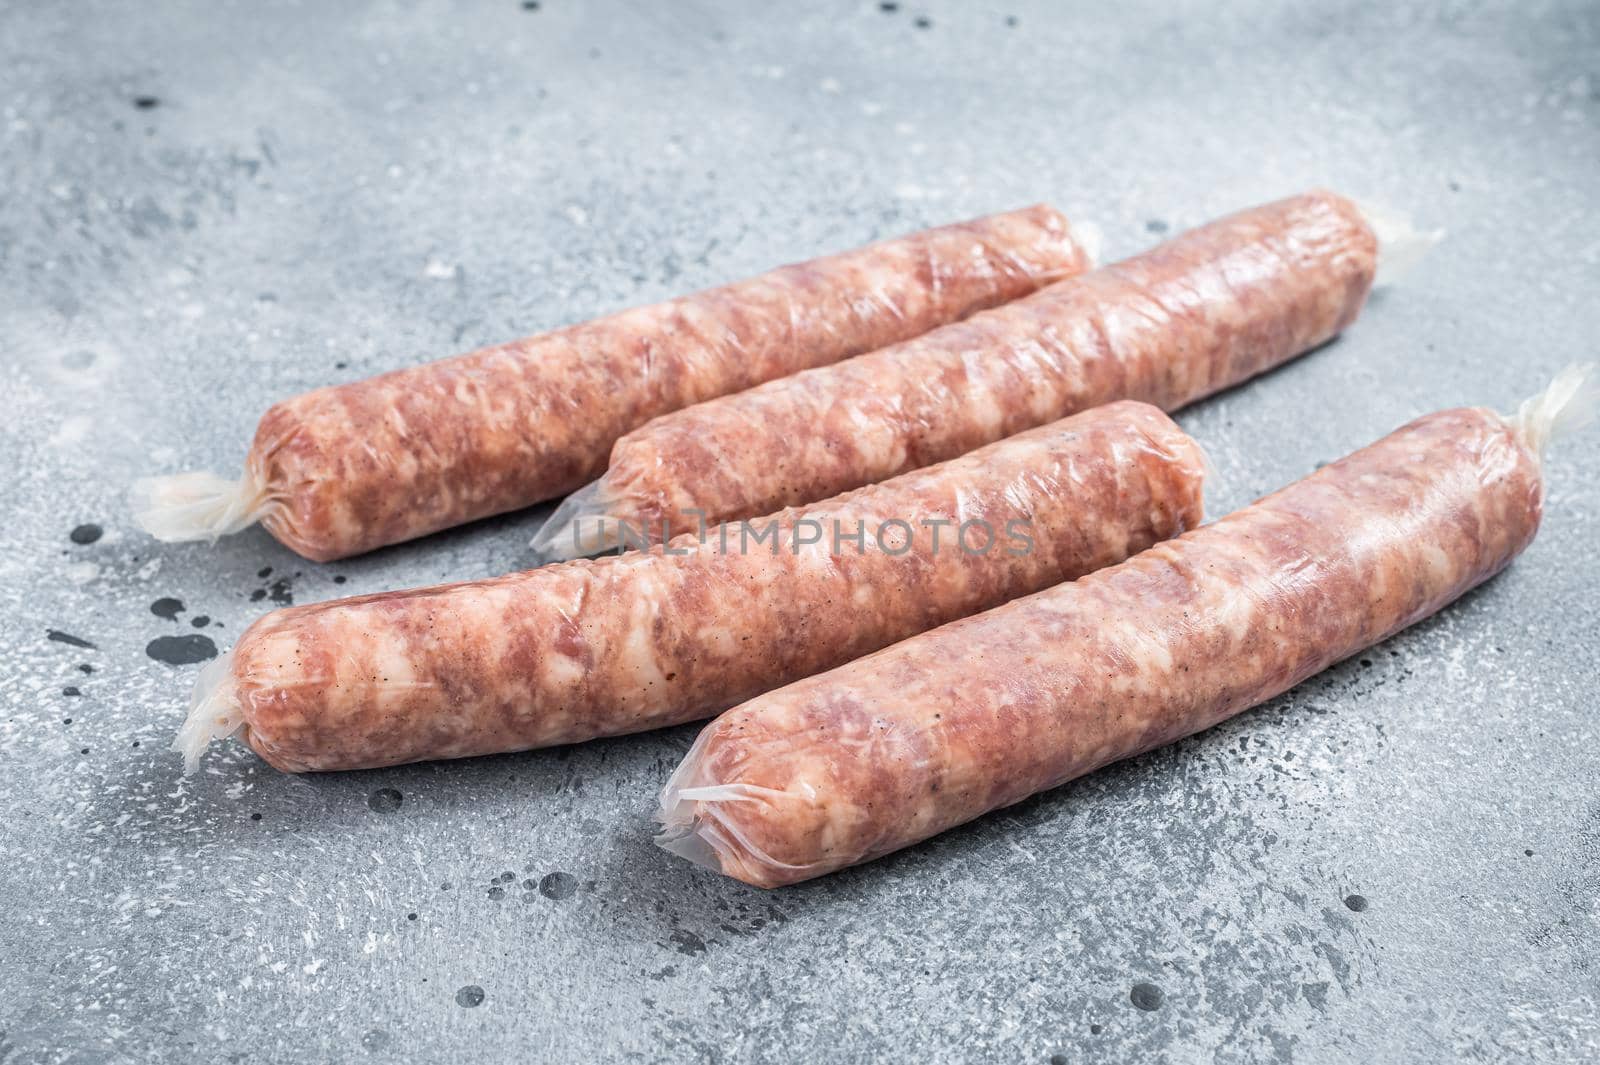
47, 629, 96, 650
669, 929, 707, 956
257, 567, 272, 578
1146, 219, 1170, 234
1344, 894, 1370, 913
1303, 981, 1331, 1011
145, 634, 217, 665
69, 523, 102, 545
539, 872, 578, 900
150, 597, 184, 620
361, 1028, 391, 1052
1050, 1054, 1068, 1065
191, 615, 211, 628
250, 813, 262, 821
878, 1, 898, 10
1130, 982, 1165, 1011
521, 0, 540, 8
367, 788, 404, 813
487, 887, 506, 901
62, 686, 80, 697
332, 575, 348, 584
132, 95, 160, 109
1090, 1024, 1103, 1035
455, 985, 486, 1008
913, 15, 931, 29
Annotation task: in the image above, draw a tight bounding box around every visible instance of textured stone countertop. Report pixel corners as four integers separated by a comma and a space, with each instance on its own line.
2, 1, 1596, 1062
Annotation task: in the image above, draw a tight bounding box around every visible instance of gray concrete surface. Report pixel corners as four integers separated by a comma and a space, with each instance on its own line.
2, 1, 1597, 1061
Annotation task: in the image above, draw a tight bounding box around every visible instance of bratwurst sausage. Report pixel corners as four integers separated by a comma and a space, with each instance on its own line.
656, 370, 1591, 887
176, 401, 1205, 772
536, 190, 1399, 558
136, 206, 1091, 561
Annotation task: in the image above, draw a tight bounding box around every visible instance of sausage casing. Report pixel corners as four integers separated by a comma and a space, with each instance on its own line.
177, 401, 1205, 772
138, 206, 1090, 561
658, 390, 1569, 887
538, 190, 1375, 557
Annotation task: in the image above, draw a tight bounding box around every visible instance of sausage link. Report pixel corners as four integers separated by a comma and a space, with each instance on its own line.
137, 206, 1090, 562
657, 400, 1554, 887
542, 190, 1374, 556
176, 401, 1204, 772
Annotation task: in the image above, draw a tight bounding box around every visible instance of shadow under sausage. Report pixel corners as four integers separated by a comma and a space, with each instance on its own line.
314, 493, 561, 582
126, 560, 1520, 944
1182, 329, 1348, 419
623, 565, 1524, 919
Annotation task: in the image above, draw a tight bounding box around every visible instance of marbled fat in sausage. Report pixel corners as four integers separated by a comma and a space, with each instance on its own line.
657, 399, 1558, 887
544, 190, 1376, 555
177, 401, 1204, 772
138, 206, 1091, 561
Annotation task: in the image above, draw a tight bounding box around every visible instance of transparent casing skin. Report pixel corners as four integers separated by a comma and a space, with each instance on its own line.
657, 371, 1592, 888
176, 402, 1207, 774
135, 206, 1091, 562
538, 190, 1398, 561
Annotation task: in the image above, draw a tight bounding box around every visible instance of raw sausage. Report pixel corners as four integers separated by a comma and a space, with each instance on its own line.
175, 401, 1206, 772
539, 190, 1394, 557
135, 206, 1092, 562
536, 190, 1419, 558
175, 401, 1201, 772
656, 375, 1588, 887
656, 369, 1592, 888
